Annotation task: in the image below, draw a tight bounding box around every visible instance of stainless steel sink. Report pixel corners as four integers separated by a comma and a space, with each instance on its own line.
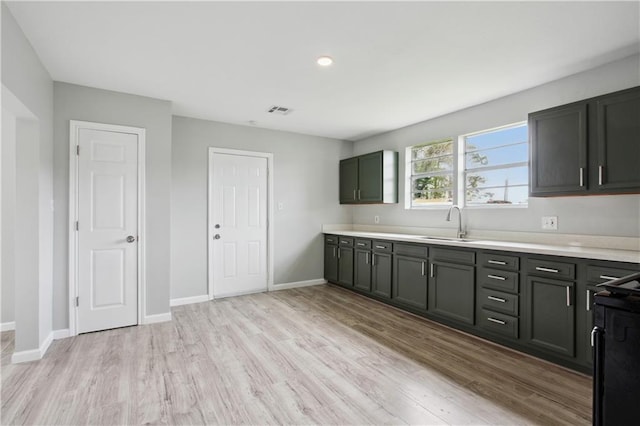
418, 236, 473, 242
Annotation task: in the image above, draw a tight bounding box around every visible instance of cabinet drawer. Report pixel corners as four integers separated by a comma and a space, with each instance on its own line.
325, 235, 338, 245
372, 240, 393, 252
355, 239, 372, 249
478, 309, 519, 339
478, 268, 519, 293
479, 288, 519, 316
431, 247, 475, 265
478, 252, 519, 271
394, 243, 428, 258
338, 237, 354, 247
586, 264, 639, 284
527, 258, 575, 280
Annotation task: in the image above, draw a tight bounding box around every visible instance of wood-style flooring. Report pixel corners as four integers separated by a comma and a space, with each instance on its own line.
1, 284, 591, 425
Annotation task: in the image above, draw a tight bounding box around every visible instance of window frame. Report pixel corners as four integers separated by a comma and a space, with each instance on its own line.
405, 121, 529, 210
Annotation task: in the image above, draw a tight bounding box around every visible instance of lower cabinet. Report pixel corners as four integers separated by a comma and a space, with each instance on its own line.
337, 246, 354, 287
393, 255, 428, 310
324, 238, 338, 283
428, 260, 475, 325
354, 248, 372, 292
372, 251, 392, 299
525, 276, 576, 357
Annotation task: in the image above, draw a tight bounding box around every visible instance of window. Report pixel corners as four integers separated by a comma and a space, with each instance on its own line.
409, 138, 454, 207
407, 122, 528, 208
464, 123, 528, 206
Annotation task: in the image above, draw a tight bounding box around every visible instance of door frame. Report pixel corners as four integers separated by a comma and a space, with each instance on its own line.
68, 120, 146, 336
207, 147, 274, 300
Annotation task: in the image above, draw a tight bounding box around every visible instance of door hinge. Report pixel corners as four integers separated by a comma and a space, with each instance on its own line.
75, 221, 79, 231
76, 145, 80, 155
75, 296, 79, 307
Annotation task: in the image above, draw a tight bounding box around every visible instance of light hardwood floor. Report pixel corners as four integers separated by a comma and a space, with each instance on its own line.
1, 284, 591, 425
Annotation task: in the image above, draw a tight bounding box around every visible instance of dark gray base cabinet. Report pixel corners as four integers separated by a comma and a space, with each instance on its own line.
428, 261, 475, 325
323, 233, 640, 374
524, 276, 575, 358
393, 255, 428, 310
372, 252, 392, 299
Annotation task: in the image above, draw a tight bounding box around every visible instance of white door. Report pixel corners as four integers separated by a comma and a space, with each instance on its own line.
211, 153, 268, 298
77, 128, 138, 333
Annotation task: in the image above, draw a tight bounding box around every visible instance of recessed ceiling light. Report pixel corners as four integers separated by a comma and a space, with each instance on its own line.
317, 56, 333, 66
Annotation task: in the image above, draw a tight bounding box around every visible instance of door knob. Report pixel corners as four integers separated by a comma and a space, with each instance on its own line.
214, 224, 221, 229
126, 235, 136, 243
214, 234, 221, 240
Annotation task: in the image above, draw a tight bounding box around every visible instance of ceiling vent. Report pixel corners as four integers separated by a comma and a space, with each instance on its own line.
267, 105, 293, 115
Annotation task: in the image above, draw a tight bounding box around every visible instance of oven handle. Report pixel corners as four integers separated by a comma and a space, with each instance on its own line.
592, 326, 604, 426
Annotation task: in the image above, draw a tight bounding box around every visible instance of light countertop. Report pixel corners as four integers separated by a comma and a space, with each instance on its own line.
323, 230, 640, 264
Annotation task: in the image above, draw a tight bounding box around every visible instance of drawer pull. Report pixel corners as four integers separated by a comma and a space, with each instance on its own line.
487, 317, 506, 325
535, 266, 559, 273
357, 242, 366, 246
599, 275, 619, 281
566, 286, 571, 307
372, 253, 376, 266
340, 240, 350, 244
487, 295, 507, 303
430, 263, 435, 278
488, 260, 507, 265
365, 253, 369, 265
422, 262, 426, 277
586, 290, 592, 312
375, 245, 386, 249
487, 274, 506, 281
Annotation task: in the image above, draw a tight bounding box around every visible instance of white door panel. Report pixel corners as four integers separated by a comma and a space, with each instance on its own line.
212, 153, 268, 298
77, 128, 138, 333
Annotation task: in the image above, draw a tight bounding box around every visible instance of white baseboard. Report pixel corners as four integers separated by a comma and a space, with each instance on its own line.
11, 330, 53, 364
213, 288, 268, 299
270, 278, 326, 291
142, 312, 172, 325
1, 321, 15, 332
170, 294, 210, 307
53, 329, 70, 340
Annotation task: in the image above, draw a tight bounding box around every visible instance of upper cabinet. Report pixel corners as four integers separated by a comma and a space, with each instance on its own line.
339, 150, 398, 204
529, 86, 640, 197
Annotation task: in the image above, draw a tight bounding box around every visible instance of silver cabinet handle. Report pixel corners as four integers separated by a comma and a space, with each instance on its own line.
488, 296, 507, 303
591, 326, 601, 347
599, 275, 619, 281
579, 167, 584, 187
566, 286, 571, 307
357, 242, 366, 246
488, 260, 507, 265
353, 189, 357, 200
421, 262, 426, 276
375, 245, 385, 249
366, 252, 369, 264
340, 240, 350, 244
536, 266, 559, 273
487, 317, 506, 325
337, 249, 340, 259
372, 253, 376, 266
430, 263, 434, 278
598, 165, 604, 186
358, 189, 361, 200
487, 274, 506, 281
586, 290, 592, 312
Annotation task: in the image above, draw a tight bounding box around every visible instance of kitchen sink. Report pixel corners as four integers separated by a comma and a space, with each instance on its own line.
418, 236, 473, 242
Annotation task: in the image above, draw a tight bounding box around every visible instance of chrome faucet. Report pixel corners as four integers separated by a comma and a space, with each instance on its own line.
446, 205, 466, 239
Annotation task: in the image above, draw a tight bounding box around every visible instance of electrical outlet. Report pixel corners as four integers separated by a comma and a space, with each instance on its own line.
278, 202, 284, 211
542, 216, 558, 230
374, 215, 380, 224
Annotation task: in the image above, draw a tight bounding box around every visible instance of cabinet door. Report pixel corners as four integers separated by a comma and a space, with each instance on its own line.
393, 255, 428, 310
354, 249, 372, 292
529, 103, 588, 196
525, 276, 575, 357
428, 261, 475, 325
337, 247, 354, 287
339, 157, 359, 204
372, 252, 392, 299
595, 88, 640, 191
324, 243, 338, 283
358, 151, 383, 202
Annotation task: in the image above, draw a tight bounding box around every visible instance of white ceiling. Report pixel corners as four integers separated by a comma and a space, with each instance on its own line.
7, 1, 640, 141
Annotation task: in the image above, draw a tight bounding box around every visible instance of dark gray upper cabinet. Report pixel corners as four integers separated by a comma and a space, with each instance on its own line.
529, 102, 588, 196
529, 86, 640, 197
339, 150, 398, 204
595, 88, 640, 191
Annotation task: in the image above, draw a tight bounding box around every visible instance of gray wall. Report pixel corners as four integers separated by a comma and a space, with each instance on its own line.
1, 109, 16, 325
171, 116, 353, 299
2, 3, 54, 351
53, 82, 172, 328
352, 54, 640, 238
